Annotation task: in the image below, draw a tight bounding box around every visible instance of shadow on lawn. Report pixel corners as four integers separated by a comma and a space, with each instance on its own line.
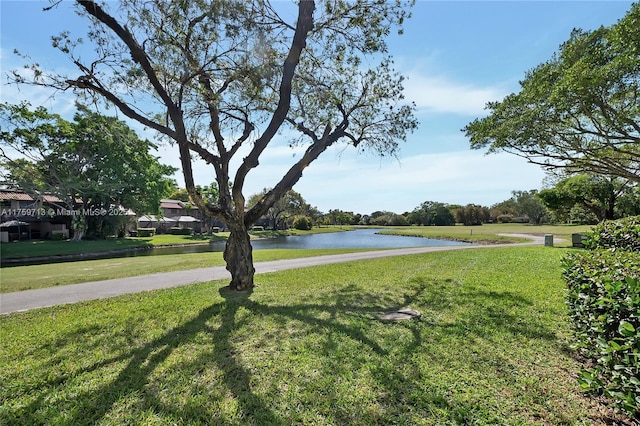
7, 278, 570, 425
9, 285, 428, 424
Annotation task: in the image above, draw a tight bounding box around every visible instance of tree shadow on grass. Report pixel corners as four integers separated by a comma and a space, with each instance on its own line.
25, 302, 243, 425
5, 283, 419, 425
341, 275, 577, 424
5, 276, 575, 425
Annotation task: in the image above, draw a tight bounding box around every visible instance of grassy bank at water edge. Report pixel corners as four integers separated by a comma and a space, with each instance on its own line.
380, 223, 592, 246
0, 227, 352, 260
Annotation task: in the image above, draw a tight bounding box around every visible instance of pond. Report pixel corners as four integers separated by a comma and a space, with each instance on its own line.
3, 228, 470, 267
146, 228, 468, 254
251, 228, 467, 250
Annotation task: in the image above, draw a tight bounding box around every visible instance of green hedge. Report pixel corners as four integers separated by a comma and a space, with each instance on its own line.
169, 227, 192, 235
136, 228, 155, 237
584, 216, 640, 252
563, 216, 640, 417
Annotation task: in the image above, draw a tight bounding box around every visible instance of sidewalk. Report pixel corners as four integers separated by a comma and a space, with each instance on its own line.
1, 235, 544, 314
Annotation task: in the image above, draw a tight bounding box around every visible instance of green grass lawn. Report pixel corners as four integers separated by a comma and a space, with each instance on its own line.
380, 223, 593, 246
0, 248, 380, 293
1, 223, 593, 293
0, 246, 629, 425
0, 224, 589, 260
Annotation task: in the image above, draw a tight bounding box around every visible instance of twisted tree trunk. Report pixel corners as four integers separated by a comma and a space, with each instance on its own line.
223, 222, 255, 291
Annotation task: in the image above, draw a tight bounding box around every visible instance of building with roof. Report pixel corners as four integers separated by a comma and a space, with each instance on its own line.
0, 190, 72, 241
137, 199, 225, 234
1, 190, 225, 240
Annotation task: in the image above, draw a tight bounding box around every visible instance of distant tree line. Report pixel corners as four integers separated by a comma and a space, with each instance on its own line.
215, 176, 639, 229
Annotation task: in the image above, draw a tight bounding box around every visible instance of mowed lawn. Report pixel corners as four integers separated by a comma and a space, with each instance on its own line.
1, 224, 592, 293
0, 246, 627, 425
0, 234, 215, 259
380, 223, 592, 245
0, 248, 379, 293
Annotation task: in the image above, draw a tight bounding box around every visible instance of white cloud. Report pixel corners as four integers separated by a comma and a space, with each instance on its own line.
403, 72, 508, 116
169, 133, 547, 215
290, 150, 546, 213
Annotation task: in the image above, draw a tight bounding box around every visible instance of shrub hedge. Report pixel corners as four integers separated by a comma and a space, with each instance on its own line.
136, 228, 155, 237
563, 216, 640, 417
584, 215, 640, 252
169, 227, 192, 235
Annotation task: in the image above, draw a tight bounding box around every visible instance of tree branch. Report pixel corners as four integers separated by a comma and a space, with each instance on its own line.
245, 127, 344, 225
76, 1, 179, 121
233, 0, 316, 213
76, 0, 207, 219
64, 77, 176, 139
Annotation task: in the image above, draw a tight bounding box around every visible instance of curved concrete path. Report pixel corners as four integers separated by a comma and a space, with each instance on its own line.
0, 234, 547, 315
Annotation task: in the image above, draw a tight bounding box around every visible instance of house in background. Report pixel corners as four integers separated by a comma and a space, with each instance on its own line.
2, 191, 229, 239
137, 199, 225, 234
0, 190, 71, 242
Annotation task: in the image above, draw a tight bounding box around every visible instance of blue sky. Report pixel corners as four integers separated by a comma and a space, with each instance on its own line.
0, 1, 635, 214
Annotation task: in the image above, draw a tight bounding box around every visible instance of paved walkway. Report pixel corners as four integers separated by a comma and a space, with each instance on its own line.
0, 234, 547, 314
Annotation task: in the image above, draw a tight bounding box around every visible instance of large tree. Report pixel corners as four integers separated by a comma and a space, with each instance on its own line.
464, 3, 640, 182
324, 209, 357, 226
0, 102, 176, 239
407, 201, 455, 226
12, 0, 417, 290
511, 190, 549, 225
454, 204, 489, 226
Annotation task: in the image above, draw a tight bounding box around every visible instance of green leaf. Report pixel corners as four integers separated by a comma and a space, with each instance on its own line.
609, 340, 622, 351
618, 321, 636, 337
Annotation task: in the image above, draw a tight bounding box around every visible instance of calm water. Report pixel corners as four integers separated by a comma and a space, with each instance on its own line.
3, 228, 469, 266
251, 228, 467, 249
151, 228, 468, 253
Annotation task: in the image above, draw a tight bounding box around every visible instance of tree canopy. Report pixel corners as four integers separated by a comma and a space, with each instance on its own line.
510, 190, 549, 225
538, 174, 638, 223
11, 0, 417, 289
407, 201, 455, 226
464, 3, 640, 182
454, 204, 489, 226
0, 102, 176, 238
